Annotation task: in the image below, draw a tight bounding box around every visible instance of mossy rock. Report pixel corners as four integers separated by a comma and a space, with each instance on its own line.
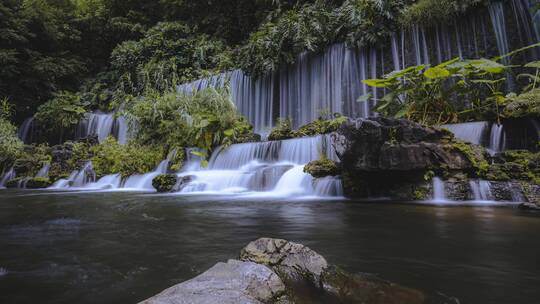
152, 174, 178, 192
268, 119, 294, 141
491, 150, 540, 184
26, 177, 53, 189
304, 159, 341, 178
6, 178, 23, 188
294, 115, 347, 137
503, 89, 540, 119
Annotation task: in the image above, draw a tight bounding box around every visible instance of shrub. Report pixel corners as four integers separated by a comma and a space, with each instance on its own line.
90, 137, 164, 177
152, 174, 178, 192
124, 88, 255, 152
268, 118, 294, 141
0, 117, 24, 172
503, 89, 540, 119
34, 91, 88, 138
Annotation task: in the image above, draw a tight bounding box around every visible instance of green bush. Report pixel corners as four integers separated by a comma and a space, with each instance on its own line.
34, 91, 88, 137
90, 137, 164, 178
152, 174, 178, 192
0, 117, 24, 172
400, 0, 484, 27
124, 88, 255, 152
503, 89, 540, 119
268, 118, 294, 141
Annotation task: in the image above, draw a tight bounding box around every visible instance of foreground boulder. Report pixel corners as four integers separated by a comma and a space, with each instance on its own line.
142, 238, 425, 304
141, 260, 286, 304
152, 174, 178, 193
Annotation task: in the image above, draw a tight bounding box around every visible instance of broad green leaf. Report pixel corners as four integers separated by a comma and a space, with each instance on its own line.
190, 150, 207, 158
424, 67, 450, 79
435, 57, 460, 68
468, 58, 507, 74
524, 61, 540, 69
362, 79, 391, 88
386, 65, 426, 79
356, 93, 372, 103
394, 107, 409, 118
223, 129, 234, 136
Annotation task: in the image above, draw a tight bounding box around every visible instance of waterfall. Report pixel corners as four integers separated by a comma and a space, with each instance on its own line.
442, 121, 489, 145
50, 161, 95, 189
76, 112, 130, 144
176, 135, 342, 197
0, 168, 15, 188
18, 117, 35, 144
469, 180, 493, 201
432, 177, 447, 202
35, 163, 50, 178
489, 123, 506, 153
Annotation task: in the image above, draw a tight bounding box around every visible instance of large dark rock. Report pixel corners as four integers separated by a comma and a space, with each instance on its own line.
334, 117, 488, 199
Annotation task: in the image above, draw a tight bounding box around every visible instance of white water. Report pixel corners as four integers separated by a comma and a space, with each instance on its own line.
489, 123, 506, 153
36, 163, 50, 178
18, 117, 34, 144
442, 122, 489, 145
432, 177, 448, 202
46, 135, 343, 198
76, 112, 130, 144
469, 180, 493, 201
0, 168, 15, 188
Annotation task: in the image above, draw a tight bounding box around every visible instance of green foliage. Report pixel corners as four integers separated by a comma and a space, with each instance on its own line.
294, 114, 348, 137
400, 0, 485, 26
503, 89, 540, 119
111, 22, 232, 96
34, 91, 87, 137
90, 137, 163, 178
239, 0, 406, 76
360, 49, 540, 125
124, 88, 255, 152
268, 118, 295, 141
0, 116, 24, 171
487, 150, 540, 184
152, 174, 178, 192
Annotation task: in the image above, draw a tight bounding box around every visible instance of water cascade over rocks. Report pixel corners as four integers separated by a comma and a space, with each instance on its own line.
0, 168, 15, 189
46, 135, 343, 198
175, 135, 341, 197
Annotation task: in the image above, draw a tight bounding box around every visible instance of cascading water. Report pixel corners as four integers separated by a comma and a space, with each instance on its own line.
432, 177, 448, 202
35, 163, 50, 178
75, 112, 130, 144
50, 161, 96, 189
442, 122, 489, 145
469, 180, 493, 201
489, 123, 506, 153
0, 168, 15, 188
18, 118, 35, 144
176, 135, 342, 197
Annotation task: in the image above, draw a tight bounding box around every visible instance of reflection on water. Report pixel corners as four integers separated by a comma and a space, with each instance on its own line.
0, 190, 539, 304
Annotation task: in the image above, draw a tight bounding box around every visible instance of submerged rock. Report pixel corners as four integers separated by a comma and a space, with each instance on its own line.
142, 238, 426, 304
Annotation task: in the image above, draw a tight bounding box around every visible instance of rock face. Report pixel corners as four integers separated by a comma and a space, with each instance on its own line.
334, 117, 487, 199
141, 259, 285, 304
141, 238, 425, 304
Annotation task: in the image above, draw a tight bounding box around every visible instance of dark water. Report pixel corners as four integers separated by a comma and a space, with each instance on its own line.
0, 190, 538, 304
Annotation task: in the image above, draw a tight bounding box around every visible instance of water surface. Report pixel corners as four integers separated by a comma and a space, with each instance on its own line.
0, 190, 538, 303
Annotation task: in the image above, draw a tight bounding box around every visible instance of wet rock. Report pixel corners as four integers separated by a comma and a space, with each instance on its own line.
140, 259, 286, 304
26, 177, 52, 189
335, 117, 489, 199
304, 159, 341, 178
172, 175, 194, 192
152, 174, 178, 193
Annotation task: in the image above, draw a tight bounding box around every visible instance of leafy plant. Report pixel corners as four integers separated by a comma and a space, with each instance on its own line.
34, 91, 88, 139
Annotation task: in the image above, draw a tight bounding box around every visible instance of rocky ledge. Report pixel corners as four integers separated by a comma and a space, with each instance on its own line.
141, 238, 425, 304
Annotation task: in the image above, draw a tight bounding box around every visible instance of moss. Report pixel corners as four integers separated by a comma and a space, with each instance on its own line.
304, 159, 340, 178
413, 185, 429, 200
268, 118, 294, 141
491, 150, 540, 184
6, 178, 22, 188
26, 177, 52, 189
152, 174, 178, 192
450, 141, 490, 177
503, 89, 540, 119
293, 115, 347, 138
